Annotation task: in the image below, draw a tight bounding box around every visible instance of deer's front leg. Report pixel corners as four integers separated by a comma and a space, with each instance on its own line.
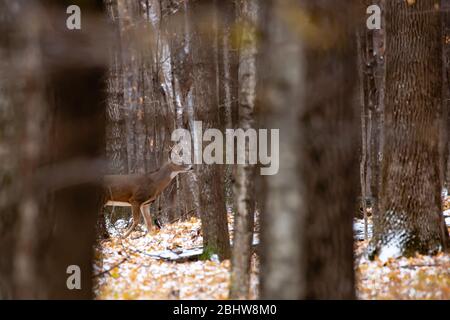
123, 202, 141, 238
141, 204, 156, 234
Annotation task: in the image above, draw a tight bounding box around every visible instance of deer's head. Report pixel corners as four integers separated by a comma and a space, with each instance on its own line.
168, 161, 193, 174
167, 145, 193, 174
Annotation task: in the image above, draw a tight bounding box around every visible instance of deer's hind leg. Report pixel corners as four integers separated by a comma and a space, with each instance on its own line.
122, 202, 141, 238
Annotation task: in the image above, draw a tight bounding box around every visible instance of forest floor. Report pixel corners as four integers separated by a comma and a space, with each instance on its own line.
355, 197, 450, 300
94, 204, 450, 300
93, 213, 259, 299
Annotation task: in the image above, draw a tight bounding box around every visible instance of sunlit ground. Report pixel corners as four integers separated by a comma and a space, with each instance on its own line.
94, 210, 450, 300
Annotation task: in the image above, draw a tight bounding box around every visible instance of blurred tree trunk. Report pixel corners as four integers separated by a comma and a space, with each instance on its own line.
369, 0, 449, 259
258, 0, 303, 299
0, 0, 45, 298
0, 1, 107, 298
299, 0, 358, 299
190, 0, 231, 260
230, 0, 257, 300
259, 0, 358, 299
40, 1, 107, 299
358, 26, 368, 229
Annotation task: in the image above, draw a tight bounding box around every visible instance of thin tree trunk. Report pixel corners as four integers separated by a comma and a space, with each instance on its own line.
117, 0, 143, 174
105, 0, 128, 175
230, 0, 257, 300
165, 0, 198, 220
358, 0, 384, 238
190, 0, 231, 260
370, 0, 385, 235
357, 28, 369, 239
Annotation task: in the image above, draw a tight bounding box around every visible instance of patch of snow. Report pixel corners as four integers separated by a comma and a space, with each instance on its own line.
377, 231, 406, 263
114, 219, 128, 229
106, 219, 129, 237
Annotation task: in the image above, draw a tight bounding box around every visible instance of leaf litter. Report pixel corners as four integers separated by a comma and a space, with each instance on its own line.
94, 202, 450, 299
94, 214, 259, 299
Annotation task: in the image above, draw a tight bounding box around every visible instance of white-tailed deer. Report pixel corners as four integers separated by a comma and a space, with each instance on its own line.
102, 159, 193, 238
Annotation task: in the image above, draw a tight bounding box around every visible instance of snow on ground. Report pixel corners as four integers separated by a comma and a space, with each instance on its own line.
355, 195, 450, 299
94, 204, 450, 300
356, 240, 450, 299
93, 215, 259, 299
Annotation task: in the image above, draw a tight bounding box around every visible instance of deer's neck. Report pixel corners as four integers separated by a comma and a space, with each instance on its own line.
150, 163, 178, 186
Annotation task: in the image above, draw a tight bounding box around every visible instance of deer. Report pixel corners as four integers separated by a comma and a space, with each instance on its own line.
102, 152, 193, 238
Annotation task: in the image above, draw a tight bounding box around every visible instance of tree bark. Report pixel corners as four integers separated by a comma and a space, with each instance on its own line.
105, 0, 128, 175
442, 0, 450, 195
0, 0, 45, 298
369, 0, 449, 260
357, 0, 384, 236
259, 0, 358, 299
258, 0, 303, 299
190, 0, 231, 260
229, 0, 257, 300
299, 0, 359, 299
0, 1, 107, 298
369, 0, 385, 238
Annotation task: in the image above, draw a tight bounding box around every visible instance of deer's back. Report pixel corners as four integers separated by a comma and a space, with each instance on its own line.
103, 174, 156, 204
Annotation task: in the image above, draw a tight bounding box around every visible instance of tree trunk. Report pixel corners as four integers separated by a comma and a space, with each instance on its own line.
298, 0, 358, 299
0, 0, 45, 298
369, 0, 449, 260
370, 0, 385, 238
258, 0, 303, 299
216, 0, 239, 211
190, 0, 231, 260
259, 0, 358, 299
442, 0, 450, 195
357, 0, 385, 236
357, 27, 369, 237
165, 0, 199, 221
229, 0, 257, 300
105, 0, 128, 175
0, 1, 107, 298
